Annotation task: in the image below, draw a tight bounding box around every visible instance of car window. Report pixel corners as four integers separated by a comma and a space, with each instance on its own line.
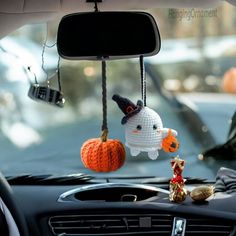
0, 3, 236, 180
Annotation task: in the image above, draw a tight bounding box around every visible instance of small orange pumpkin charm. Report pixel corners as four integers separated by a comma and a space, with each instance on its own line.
162, 129, 179, 153
81, 130, 126, 172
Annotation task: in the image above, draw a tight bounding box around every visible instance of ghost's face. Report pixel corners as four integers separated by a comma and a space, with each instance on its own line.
125, 107, 163, 150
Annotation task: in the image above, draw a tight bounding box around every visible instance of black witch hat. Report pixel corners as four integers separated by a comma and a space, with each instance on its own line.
112, 94, 143, 124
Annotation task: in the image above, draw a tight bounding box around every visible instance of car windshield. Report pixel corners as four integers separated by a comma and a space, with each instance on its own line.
0, 3, 236, 180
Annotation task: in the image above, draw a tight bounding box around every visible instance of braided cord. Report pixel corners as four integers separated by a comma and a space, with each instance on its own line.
102, 60, 108, 132
140, 55, 146, 106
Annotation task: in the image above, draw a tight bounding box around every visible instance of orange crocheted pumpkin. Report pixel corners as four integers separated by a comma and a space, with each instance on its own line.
162, 129, 179, 153
81, 130, 126, 172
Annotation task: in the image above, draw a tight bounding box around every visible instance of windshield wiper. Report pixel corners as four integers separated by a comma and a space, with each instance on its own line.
141, 177, 208, 184
102, 176, 209, 184
7, 173, 94, 185
7, 174, 210, 185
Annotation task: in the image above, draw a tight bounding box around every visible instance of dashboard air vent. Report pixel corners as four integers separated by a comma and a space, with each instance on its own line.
49, 214, 173, 236
185, 218, 235, 236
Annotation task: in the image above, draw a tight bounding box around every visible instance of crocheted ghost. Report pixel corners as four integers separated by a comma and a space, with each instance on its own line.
112, 94, 178, 160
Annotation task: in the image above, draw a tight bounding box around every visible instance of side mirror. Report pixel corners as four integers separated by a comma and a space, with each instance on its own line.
57, 12, 161, 60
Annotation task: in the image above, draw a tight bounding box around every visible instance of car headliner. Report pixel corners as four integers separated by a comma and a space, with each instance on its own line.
0, 0, 235, 39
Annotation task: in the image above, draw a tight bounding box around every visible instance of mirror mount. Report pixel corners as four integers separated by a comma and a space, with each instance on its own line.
86, 0, 103, 12
86, 0, 102, 2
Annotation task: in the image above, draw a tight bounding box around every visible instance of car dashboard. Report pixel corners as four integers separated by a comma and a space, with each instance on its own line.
12, 181, 236, 236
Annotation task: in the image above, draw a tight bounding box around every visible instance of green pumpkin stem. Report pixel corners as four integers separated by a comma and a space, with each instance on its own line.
101, 129, 108, 142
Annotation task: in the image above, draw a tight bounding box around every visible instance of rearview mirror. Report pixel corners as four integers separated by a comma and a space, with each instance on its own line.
57, 12, 161, 60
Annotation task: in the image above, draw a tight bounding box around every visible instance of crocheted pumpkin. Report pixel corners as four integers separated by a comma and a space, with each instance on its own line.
162, 129, 179, 153
81, 130, 126, 172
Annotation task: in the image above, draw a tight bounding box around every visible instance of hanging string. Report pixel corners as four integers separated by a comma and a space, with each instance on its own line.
57, 57, 62, 92
140, 55, 146, 106
41, 26, 49, 83
41, 23, 57, 85
41, 22, 62, 92
94, 1, 99, 12
27, 66, 38, 84
45, 42, 57, 48
0, 45, 37, 85
101, 60, 108, 132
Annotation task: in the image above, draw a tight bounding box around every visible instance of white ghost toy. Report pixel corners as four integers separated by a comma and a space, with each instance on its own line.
113, 94, 178, 160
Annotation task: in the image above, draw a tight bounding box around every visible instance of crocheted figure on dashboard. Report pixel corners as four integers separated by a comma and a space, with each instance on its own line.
112, 94, 179, 160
